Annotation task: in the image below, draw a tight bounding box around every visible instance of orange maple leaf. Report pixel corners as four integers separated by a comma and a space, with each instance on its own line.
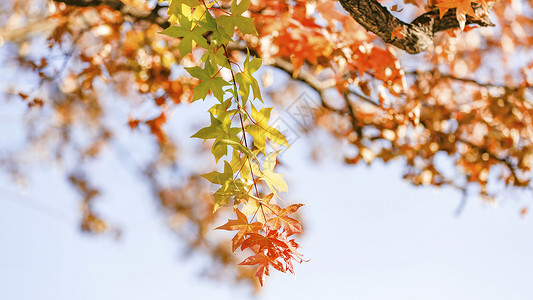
239, 229, 305, 285
239, 253, 284, 286
241, 231, 290, 253
216, 209, 263, 252
265, 203, 304, 236
436, 0, 480, 30
391, 27, 406, 40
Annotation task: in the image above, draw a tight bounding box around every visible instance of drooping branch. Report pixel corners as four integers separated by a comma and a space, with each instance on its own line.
337, 0, 494, 54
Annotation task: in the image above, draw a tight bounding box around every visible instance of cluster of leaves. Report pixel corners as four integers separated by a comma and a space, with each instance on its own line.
159, 0, 305, 285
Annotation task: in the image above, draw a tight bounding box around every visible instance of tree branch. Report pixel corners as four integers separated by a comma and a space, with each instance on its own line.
53, 0, 170, 28
337, 0, 494, 54
408, 70, 533, 91
342, 92, 363, 137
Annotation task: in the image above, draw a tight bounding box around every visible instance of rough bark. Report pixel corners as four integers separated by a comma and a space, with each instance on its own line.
338, 0, 494, 54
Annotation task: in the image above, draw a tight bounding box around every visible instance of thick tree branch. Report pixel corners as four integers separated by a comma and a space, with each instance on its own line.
337, 0, 494, 54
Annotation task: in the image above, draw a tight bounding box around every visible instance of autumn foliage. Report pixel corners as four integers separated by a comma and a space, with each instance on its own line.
1, 0, 533, 288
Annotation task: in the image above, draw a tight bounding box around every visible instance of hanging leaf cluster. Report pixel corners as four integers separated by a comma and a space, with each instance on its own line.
161, 0, 304, 285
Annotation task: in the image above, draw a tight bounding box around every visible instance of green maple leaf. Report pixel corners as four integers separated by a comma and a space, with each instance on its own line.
185, 60, 229, 102
202, 161, 235, 185
199, 12, 232, 46
247, 105, 289, 154
160, 15, 208, 58
235, 50, 262, 104
192, 113, 241, 161
214, 138, 254, 160
202, 162, 250, 211
201, 44, 231, 69
202, 162, 233, 211
218, 0, 258, 36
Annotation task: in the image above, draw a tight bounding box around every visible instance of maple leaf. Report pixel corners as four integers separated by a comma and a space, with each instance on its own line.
216, 208, 263, 251
192, 113, 241, 162
235, 50, 263, 104
247, 106, 289, 154
208, 99, 236, 117
265, 203, 304, 236
240, 229, 304, 280
160, 14, 208, 58
202, 161, 235, 210
241, 230, 292, 256
167, 0, 192, 24
229, 149, 251, 180
168, 0, 201, 17
202, 44, 231, 69
241, 194, 273, 224
185, 60, 229, 102
218, 0, 258, 36
252, 150, 288, 196
212, 179, 250, 211
202, 161, 250, 211
436, 0, 478, 30
199, 10, 232, 46
239, 252, 284, 286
